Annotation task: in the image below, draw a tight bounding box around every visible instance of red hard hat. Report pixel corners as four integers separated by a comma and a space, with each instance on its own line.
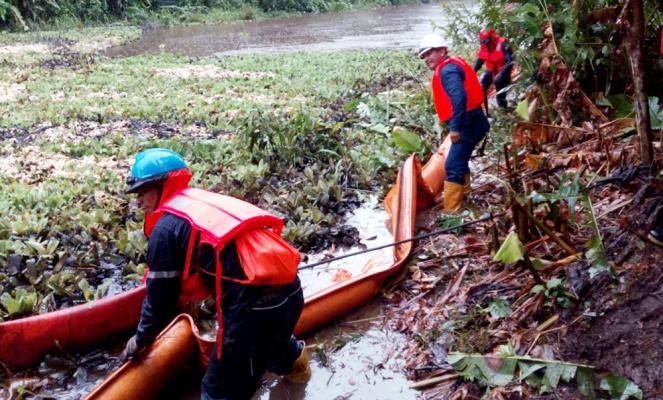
479, 28, 496, 41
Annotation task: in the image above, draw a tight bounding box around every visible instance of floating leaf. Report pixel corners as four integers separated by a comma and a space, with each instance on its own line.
369, 123, 390, 135
78, 278, 94, 302
25, 239, 46, 256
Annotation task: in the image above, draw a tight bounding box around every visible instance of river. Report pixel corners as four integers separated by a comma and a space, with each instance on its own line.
104, 2, 469, 58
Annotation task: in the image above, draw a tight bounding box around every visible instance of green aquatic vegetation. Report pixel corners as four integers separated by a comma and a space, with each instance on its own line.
0, 44, 438, 317
0, 287, 37, 318
1, 50, 422, 129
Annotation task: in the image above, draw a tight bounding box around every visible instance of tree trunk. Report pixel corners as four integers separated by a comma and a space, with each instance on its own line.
108, 0, 123, 16
624, 0, 653, 164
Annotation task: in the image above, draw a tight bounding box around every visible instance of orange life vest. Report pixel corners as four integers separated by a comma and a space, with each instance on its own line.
432, 56, 485, 123
477, 36, 507, 74
143, 169, 301, 358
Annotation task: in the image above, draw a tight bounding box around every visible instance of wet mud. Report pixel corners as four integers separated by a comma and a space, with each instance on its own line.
559, 245, 663, 398
104, 3, 462, 58
0, 120, 222, 146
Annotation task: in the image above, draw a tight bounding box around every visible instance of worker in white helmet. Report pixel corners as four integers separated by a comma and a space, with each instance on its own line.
418, 33, 490, 212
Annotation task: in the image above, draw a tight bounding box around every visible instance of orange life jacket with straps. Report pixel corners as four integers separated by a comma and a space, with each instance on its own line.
477, 35, 507, 74
432, 56, 485, 123
143, 169, 300, 359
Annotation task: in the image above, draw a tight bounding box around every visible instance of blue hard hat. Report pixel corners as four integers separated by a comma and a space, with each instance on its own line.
125, 148, 187, 194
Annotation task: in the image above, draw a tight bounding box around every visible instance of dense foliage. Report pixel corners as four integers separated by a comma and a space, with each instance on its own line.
440, 0, 663, 105
0, 0, 424, 30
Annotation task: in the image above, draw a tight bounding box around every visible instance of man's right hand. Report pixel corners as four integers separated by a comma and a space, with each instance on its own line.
449, 131, 461, 144
119, 335, 144, 363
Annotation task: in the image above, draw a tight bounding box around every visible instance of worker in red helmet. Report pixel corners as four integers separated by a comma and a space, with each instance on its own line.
120, 148, 311, 399
474, 28, 513, 109
418, 34, 490, 212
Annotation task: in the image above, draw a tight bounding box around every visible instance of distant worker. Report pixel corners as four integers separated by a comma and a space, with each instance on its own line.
418, 34, 490, 212
120, 148, 311, 399
474, 28, 513, 109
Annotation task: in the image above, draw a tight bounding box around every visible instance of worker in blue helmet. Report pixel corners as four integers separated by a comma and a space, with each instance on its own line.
121, 148, 310, 399
125, 148, 188, 193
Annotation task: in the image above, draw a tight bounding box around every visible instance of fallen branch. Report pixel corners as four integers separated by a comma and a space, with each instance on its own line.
410, 373, 459, 389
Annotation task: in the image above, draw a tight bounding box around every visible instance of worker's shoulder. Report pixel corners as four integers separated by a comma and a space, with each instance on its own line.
440, 61, 465, 81
152, 212, 192, 236
441, 60, 464, 74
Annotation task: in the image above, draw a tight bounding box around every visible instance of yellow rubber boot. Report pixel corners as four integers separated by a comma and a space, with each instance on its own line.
443, 181, 465, 213
463, 174, 471, 196
285, 341, 311, 383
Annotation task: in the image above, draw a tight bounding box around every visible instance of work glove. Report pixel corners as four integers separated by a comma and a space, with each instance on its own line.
119, 334, 144, 363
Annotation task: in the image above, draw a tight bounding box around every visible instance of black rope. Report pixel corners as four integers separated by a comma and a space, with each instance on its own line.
299, 211, 505, 271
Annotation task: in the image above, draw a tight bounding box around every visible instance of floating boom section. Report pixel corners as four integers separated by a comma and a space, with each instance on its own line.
85, 315, 197, 400
0, 286, 146, 369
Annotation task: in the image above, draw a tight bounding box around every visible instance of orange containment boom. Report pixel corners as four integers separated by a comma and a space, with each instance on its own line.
0, 286, 146, 369
86, 137, 451, 399
85, 314, 197, 400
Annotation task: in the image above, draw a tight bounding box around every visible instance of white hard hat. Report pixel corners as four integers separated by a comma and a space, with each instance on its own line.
418, 34, 448, 58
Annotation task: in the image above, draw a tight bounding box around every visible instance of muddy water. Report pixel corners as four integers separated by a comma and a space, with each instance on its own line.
161, 300, 417, 400
299, 195, 393, 297
0, 347, 124, 400
255, 299, 416, 400
104, 3, 469, 58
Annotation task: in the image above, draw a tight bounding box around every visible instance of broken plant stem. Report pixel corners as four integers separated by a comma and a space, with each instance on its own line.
522, 253, 544, 285
535, 314, 560, 332
541, 253, 583, 274
514, 202, 576, 255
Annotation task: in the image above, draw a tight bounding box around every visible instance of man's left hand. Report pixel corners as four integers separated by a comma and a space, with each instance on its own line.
449, 131, 461, 144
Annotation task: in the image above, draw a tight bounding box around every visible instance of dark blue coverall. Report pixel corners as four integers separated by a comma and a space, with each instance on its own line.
440, 62, 490, 185
135, 213, 304, 400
